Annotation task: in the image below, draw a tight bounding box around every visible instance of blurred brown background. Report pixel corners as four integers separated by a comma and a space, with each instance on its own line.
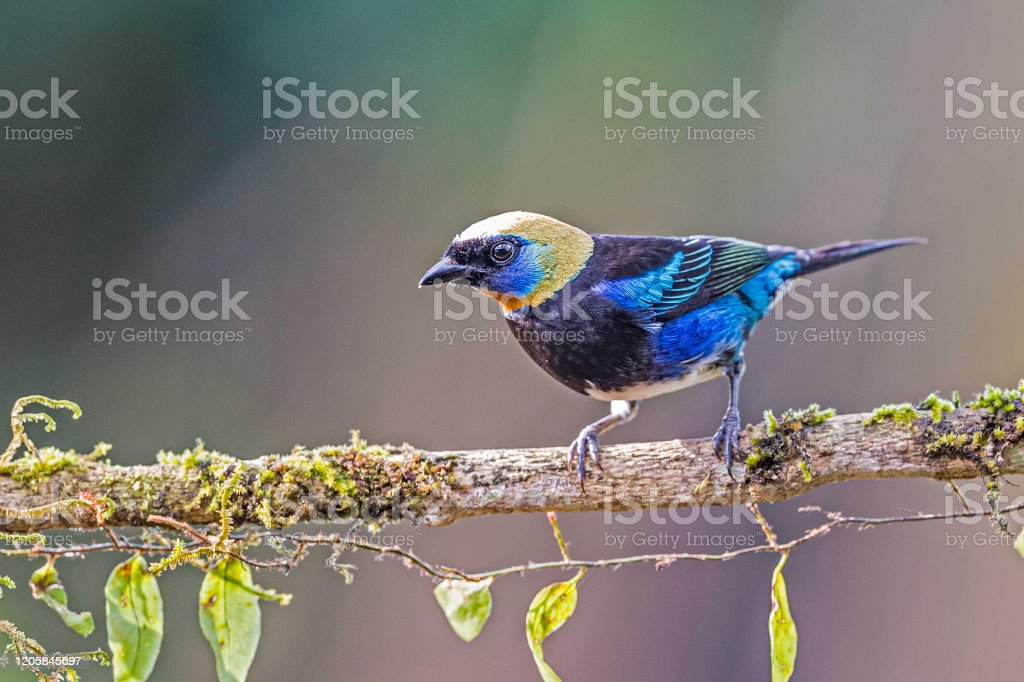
1, 1, 1022, 680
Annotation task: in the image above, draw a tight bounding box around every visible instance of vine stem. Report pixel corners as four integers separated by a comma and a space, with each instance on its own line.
4, 501, 1019, 582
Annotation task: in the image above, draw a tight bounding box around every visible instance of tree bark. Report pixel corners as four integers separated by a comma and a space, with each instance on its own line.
0, 408, 1019, 532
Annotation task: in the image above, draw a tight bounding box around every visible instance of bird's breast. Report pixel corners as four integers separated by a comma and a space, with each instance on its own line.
502, 298, 653, 395
582, 363, 725, 401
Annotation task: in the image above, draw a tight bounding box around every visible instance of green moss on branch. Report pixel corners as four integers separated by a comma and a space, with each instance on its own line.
746, 404, 835, 483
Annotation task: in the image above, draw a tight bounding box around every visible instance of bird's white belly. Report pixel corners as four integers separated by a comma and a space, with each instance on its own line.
584, 364, 724, 401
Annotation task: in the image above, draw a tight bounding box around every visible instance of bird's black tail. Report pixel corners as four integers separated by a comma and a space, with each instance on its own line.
793, 237, 926, 276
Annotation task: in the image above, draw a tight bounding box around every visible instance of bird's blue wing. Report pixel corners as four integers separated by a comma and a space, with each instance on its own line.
592, 237, 771, 327
593, 240, 712, 314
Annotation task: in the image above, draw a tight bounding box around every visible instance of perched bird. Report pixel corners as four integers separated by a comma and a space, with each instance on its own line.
419, 211, 924, 486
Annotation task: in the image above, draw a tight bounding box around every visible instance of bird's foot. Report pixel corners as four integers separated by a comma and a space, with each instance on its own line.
712, 408, 743, 479
568, 426, 602, 490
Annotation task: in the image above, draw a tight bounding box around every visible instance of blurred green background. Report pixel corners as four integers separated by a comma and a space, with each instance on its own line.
2, 1, 1022, 680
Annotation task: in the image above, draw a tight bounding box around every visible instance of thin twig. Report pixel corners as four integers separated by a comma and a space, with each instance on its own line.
147, 515, 212, 545
547, 512, 571, 561
3, 500, 1022, 582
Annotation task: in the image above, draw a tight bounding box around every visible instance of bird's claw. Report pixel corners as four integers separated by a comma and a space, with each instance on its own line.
568, 426, 602, 490
712, 408, 743, 479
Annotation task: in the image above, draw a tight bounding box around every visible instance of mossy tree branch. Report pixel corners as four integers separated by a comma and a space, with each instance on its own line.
1, 399, 1021, 533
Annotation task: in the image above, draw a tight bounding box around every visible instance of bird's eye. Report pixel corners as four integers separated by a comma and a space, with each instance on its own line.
490, 240, 516, 264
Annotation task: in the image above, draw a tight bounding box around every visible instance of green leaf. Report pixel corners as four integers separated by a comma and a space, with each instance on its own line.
433, 577, 493, 642
30, 561, 94, 637
1015, 528, 1024, 559
0, 575, 13, 598
525, 570, 584, 682
199, 558, 262, 682
769, 552, 798, 682
105, 555, 164, 682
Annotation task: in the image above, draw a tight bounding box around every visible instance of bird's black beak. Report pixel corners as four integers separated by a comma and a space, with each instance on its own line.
418, 259, 476, 287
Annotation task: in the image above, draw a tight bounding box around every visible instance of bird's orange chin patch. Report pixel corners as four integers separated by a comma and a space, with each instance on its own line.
480, 289, 529, 313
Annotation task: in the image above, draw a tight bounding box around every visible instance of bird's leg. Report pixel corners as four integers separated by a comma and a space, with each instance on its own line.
712, 357, 745, 477
569, 399, 639, 489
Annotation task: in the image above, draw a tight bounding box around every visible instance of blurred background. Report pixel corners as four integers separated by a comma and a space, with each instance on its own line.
1, 1, 1022, 679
